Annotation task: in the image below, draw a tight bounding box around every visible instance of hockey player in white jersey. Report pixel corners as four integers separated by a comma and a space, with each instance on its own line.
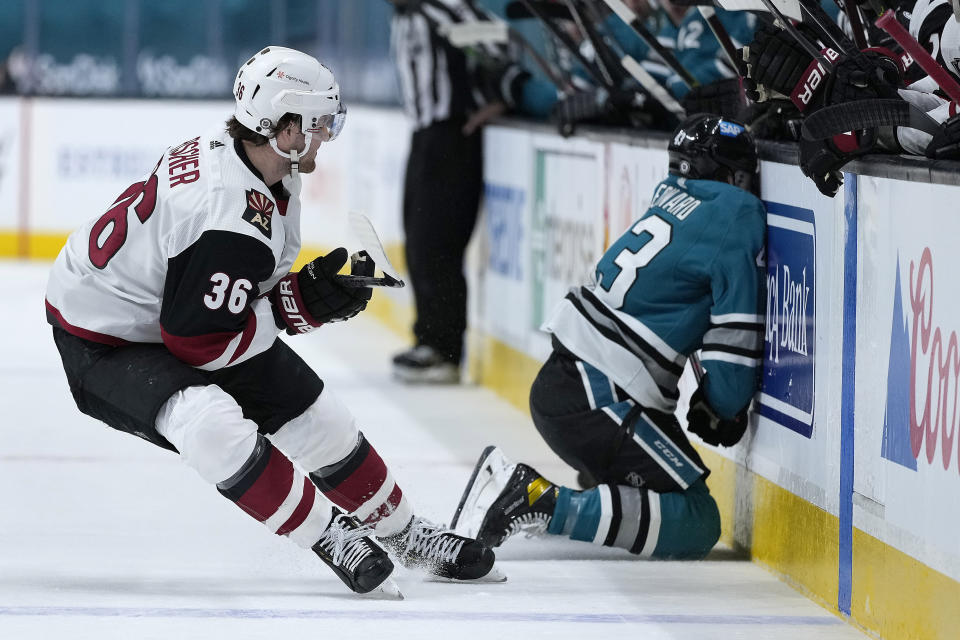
452, 115, 765, 560
45, 46, 501, 596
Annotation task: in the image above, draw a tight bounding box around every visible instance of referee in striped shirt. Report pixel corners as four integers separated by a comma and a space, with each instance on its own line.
388, 0, 507, 383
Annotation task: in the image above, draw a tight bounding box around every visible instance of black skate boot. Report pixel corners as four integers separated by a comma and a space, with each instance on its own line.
381, 516, 505, 582
451, 446, 558, 549
312, 508, 400, 597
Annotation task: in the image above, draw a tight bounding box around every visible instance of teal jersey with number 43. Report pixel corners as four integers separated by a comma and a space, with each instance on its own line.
544, 174, 766, 419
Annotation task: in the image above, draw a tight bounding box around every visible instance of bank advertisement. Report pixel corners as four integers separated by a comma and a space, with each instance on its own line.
760, 201, 816, 438
856, 176, 960, 580
718, 161, 846, 514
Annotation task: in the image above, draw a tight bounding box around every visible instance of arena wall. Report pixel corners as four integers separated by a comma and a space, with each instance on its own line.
1, 96, 957, 640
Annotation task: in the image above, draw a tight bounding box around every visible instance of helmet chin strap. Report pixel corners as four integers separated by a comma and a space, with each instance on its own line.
268, 131, 314, 178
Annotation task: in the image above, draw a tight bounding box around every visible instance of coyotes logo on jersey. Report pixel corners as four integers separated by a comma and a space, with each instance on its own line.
242, 189, 274, 238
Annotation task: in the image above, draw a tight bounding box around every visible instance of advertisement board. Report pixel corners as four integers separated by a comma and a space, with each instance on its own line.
302, 106, 410, 251
715, 160, 846, 514
528, 133, 605, 359
27, 99, 228, 233
760, 201, 816, 438
480, 126, 535, 353
605, 143, 669, 246
0, 98, 21, 234
856, 176, 960, 581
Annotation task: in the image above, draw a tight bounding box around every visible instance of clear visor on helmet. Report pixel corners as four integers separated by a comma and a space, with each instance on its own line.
271, 89, 345, 139
306, 104, 347, 141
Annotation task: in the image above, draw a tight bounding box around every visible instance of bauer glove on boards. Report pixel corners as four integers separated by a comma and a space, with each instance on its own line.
270, 247, 373, 334
686, 385, 749, 447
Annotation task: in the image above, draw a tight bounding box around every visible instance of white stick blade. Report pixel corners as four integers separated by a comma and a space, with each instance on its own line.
621, 55, 686, 117
442, 21, 509, 47
602, 0, 639, 25
716, 0, 803, 21
348, 211, 403, 283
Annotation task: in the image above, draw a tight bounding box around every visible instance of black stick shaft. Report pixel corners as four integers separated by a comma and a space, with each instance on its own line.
519, 0, 615, 90
601, 0, 699, 87
698, 6, 747, 75
842, 1, 869, 49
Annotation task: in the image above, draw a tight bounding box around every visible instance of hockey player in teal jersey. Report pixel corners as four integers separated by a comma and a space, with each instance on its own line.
451, 114, 765, 559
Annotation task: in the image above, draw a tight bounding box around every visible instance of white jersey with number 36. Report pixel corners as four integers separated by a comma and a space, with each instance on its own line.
46, 126, 301, 371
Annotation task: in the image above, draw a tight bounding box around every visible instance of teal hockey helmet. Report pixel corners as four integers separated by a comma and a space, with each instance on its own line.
668, 113, 759, 194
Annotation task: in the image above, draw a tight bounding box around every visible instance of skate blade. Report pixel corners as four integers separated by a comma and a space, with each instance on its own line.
450, 446, 515, 537
428, 565, 508, 584
360, 577, 404, 600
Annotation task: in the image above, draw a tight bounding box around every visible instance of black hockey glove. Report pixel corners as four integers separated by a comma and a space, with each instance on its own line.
925, 113, 960, 160
686, 385, 749, 447
681, 78, 748, 121
552, 88, 639, 137
475, 60, 532, 110
744, 23, 901, 111
270, 247, 373, 334
799, 128, 881, 197
742, 23, 817, 103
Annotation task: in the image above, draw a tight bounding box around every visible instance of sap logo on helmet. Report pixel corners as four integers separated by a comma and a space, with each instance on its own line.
673, 130, 686, 146
718, 120, 744, 137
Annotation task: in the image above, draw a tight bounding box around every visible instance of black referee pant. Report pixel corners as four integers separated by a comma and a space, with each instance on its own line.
402, 117, 483, 365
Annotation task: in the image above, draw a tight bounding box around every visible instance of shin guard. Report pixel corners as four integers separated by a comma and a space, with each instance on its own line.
217, 434, 332, 548
309, 432, 413, 536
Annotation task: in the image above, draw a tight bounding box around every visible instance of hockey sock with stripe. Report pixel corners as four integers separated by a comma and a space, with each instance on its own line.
309, 432, 413, 537
546, 481, 719, 558
216, 434, 333, 549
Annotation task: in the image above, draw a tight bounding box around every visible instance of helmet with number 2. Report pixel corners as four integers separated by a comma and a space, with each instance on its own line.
233, 46, 346, 171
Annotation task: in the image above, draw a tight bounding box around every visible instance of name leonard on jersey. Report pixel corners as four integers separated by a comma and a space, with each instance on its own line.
242, 189, 275, 238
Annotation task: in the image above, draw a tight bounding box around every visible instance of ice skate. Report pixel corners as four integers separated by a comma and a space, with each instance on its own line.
392, 345, 461, 384
313, 508, 401, 598
452, 446, 557, 548
381, 516, 506, 583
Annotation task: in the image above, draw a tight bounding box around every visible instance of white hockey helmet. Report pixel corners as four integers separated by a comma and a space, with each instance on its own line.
233, 46, 345, 141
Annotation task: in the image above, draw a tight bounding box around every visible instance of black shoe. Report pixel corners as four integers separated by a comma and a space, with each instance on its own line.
312, 508, 399, 596
392, 345, 460, 384
381, 516, 505, 582
451, 446, 558, 549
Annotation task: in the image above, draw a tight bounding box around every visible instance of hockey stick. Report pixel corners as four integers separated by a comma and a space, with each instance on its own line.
875, 9, 960, 103
440, 20, 575, 92
690, 352, 706, 384
339, 212, 406, 289
715, 0, 838, 69
600, 0, 699, 87
567, 0, 628, 88
621, 54, 687, 116
699, 6, 749, 76
800, 98, 942, 139
517, 0, 618, 91
838, 0, 869, 50
441, 20, 510, 46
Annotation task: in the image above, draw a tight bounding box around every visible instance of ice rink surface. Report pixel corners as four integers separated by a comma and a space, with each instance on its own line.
0, 261, 867, 640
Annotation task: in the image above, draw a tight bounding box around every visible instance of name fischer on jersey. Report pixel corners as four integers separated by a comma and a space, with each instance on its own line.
168, 136, 201, 188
